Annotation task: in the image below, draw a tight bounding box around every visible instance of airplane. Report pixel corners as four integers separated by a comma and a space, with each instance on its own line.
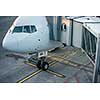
2, 16, 62, 71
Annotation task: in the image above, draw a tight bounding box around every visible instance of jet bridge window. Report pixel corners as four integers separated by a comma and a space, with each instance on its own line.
61, 23, 67, 32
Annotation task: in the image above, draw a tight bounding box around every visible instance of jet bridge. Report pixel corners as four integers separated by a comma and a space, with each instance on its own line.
61, 16, 84, 46
61, 16, 100, 82
46, 16, 100, 82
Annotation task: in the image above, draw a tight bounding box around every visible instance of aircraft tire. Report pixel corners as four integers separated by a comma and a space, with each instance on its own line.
37, 60, 41, 69
42, 62, 49, 71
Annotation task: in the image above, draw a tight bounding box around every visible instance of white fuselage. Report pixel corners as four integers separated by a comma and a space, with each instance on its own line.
2, 16, 62, 53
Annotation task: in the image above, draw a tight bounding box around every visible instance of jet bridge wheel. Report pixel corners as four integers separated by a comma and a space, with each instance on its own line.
41, 62, 49, 71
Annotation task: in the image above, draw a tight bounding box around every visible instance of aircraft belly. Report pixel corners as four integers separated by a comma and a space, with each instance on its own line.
27, 40, 62, 53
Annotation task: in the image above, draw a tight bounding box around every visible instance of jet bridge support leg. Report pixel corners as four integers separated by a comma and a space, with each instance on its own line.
93, 34, 100, 83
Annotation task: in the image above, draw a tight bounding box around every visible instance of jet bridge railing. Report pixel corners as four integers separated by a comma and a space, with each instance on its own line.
82, 24, 100, 83
93, 33, 100, 82
82, 27, 97, 62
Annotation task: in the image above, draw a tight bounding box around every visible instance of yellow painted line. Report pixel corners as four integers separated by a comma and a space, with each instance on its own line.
17, 69, 42, 83
25, 60, 58, 68
63, 60, 77, 67
24, 61, 36, 68
20, 52, 71, 82
46, 69, 65, 78
18, 48, 85, 82
49, 60, 58, 66
17, 58, 65, 83
49, 55, 78, 67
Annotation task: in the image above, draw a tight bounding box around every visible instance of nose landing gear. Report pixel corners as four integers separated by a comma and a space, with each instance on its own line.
26, 51, 65, 79
28, 51, 49, 71
36, 58, 49, 71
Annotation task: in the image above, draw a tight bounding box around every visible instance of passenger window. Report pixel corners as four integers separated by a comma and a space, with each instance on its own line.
23, 26, 30, 33
31, 25, 37, 33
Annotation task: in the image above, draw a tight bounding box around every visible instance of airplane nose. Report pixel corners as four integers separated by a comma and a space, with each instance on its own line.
2, 36, 18, 51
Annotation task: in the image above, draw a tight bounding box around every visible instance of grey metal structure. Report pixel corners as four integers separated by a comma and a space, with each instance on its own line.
83, 23, 100, 82
46, 16, 62, 41
61, 16, 83, 46
47, 16, 100, 82
72, 17, 100, 48
61, 16, 100, 82
93, 33, 100, 82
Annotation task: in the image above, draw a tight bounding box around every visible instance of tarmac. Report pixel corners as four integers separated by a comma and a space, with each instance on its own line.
0, 16, 94, 83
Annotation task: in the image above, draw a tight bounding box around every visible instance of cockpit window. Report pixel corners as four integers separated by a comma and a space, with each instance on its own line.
13, 25, 37, 33
13, 26, 22, 33
31, 25, 37, 33
23, 26, 30, 33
